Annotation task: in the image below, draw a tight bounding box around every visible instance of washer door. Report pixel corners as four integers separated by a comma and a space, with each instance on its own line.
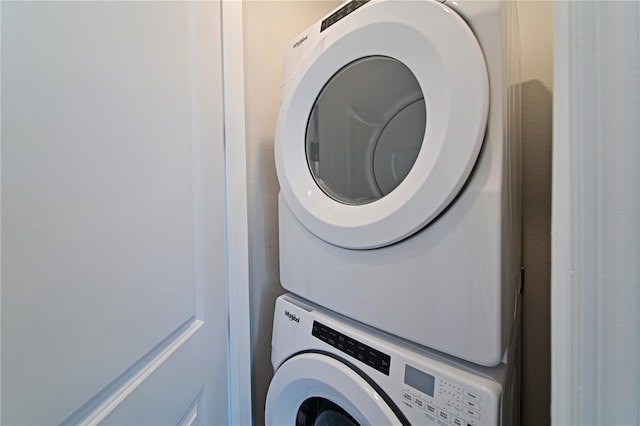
275, 0, 489, 249
265, 352, 407, 426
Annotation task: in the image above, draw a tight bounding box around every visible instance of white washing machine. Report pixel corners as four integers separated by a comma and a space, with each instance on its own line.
275, 0, 521, 366
266, 294, 521, 425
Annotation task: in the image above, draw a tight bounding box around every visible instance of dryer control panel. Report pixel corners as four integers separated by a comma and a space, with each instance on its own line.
400, 364, 490, 426
320, 0, 370, 32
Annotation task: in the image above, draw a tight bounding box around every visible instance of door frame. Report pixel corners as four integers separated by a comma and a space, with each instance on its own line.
552, 2, 640, 424
221, 2, 252, 425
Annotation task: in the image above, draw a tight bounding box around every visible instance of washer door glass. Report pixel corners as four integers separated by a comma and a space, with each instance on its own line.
306, 56, 425, 205
297, 397, 359, 426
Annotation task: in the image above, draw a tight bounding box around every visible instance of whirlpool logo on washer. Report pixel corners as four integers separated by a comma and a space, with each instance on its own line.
285, 310, 300, 323
293, 35, 308, 49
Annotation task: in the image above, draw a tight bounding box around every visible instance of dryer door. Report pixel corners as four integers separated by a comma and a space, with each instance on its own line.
275, 0, 489, 249
265, 352, 408, 426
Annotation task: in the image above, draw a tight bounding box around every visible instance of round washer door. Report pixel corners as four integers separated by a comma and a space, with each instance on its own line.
275, 0, 489, 249
265, 353, 407, 426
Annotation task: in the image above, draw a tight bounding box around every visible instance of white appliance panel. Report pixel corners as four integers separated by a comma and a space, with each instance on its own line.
275, 0, 521, 366
275, 0, 489, 250
267, 294, 517, 426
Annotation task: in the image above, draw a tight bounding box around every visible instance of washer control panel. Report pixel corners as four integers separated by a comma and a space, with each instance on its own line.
401, 364, 488, 426
312, 321, 391, 375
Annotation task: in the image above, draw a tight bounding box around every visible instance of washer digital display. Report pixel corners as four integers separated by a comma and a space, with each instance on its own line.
404, 364, 435, 397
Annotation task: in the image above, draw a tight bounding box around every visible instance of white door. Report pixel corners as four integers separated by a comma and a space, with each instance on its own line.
1, 2, 229, 424
275, 0, 489, 249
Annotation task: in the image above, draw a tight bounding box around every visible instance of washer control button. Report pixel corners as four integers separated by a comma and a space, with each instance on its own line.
463, 389, 481, 402
438, 410, 450, 422
463, 407, 480, 419
464, 399, 481, 411
426, 403, 438, 415
402, 391, 413, 403
414, 398, 425, 409
452, 417, 464, 426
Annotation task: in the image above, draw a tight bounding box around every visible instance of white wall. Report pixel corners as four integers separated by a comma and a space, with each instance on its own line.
241, 2, 340, 424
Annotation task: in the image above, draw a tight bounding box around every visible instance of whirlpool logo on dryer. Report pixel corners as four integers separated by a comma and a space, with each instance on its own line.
285, 310, 300, 323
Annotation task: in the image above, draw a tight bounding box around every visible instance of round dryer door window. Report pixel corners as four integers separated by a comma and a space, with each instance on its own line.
275, 0, 489, 249
306, 56, 425, 205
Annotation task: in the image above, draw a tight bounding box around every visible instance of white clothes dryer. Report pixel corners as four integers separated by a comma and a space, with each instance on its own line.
266, 294, 521, 426
275, 0, 522, 366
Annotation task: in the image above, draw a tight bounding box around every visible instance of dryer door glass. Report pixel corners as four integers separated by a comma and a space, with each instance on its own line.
306, 56, 425, 205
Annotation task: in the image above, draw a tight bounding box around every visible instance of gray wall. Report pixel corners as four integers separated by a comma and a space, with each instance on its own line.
243, 1, 553, 424
517, 2, 553, 425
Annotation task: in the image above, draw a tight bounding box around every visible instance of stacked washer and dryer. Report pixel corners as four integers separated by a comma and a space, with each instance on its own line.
267, 0, 522, 424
